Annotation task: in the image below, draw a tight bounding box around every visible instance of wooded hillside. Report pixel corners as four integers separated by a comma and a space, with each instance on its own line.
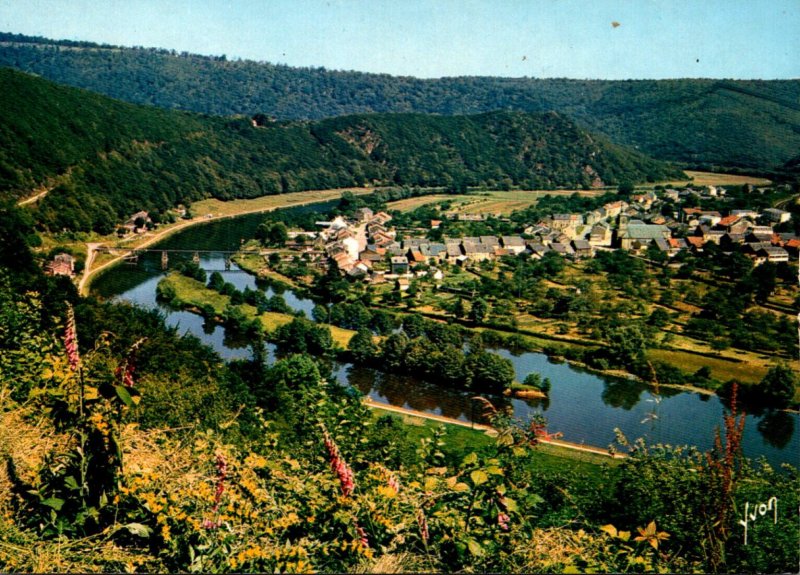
1, 32, 798, 170
0, 68, 682, 233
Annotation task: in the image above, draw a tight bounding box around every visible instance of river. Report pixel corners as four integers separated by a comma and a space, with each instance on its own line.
90, 206, 800, 468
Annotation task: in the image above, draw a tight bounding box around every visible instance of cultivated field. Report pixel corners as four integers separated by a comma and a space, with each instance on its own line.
391, 189, 607, 216
387, 194, 469, 212
190, 187, 377, 218
677, 170, 771, 187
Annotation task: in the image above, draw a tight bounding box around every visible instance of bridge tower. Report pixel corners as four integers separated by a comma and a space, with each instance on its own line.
161, 251, 169, 270
225, 257, 232, 271
192, 252, 200, 265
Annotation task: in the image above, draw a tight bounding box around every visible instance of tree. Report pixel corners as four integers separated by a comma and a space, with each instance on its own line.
618, 182, 635, 195
369, 310, 397, 335
380, 332, 409, 372
523, 372, 551, 392
257, 221, 288, 247
207, 271, 225, 292
451, 298, 466, 319
469, 298, 488, 324
467, 350, 514, 394
402, 314, 426, 339
759, 364, 796, 407
647, 307, 670, 329
754, 263, 777, 304
347, 328, 378, 364
604, 323, 649, 368
311, 304, 329, 323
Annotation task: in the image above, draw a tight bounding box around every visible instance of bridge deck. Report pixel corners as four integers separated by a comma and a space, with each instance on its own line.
99, 248, 265, 255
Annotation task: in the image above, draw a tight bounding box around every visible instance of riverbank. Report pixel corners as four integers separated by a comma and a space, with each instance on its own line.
364, 398, 624, 461
79, 187, 376, 295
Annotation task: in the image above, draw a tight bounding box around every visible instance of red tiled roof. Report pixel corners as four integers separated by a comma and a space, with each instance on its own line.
785, 238, 800, 249
686, 237, 705, 248
717, 215, 740, 227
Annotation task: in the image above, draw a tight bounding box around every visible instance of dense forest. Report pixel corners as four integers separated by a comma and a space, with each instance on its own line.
1, 32, 799, 170
0, 68, 683, 233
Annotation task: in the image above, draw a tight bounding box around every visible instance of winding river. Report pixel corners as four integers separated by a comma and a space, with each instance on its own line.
91, 206, 800, 468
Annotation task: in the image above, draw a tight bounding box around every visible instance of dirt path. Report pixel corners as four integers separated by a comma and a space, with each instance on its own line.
363, 397, 624, 459
16, 189, 50, 206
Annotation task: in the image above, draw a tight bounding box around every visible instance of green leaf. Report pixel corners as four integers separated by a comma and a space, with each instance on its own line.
466, 538, 484, 556
64, 475, 80, 491
115, 385, 134, 407
453, 482, 470, 492
462, 452, 478, 466
470, 470, 489, 486
503, 497, 519, 513
41, 497, 64, 511
485, 465, 504, 476
600, 524, 618, 538
125, 523, 153, 538
528, 493, 545, 507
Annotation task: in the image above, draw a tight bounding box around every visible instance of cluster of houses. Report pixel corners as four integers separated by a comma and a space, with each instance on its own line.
319, 207, 396, 277
306, 187, 797, 284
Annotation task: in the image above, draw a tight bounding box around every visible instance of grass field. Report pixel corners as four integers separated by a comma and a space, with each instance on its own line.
448, 190, 606, 216
387, 194, 469, 212
370, 406, 616, 476
387, 189, 607, 216
655, 170, 772, 187
190, 187, 377, 219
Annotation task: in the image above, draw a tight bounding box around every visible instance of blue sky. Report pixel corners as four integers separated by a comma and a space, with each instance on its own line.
1, 0, 797, 79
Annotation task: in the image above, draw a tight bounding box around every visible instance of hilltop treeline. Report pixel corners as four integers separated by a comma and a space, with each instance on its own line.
1, 32, 799, 170
0, 69, 682, 233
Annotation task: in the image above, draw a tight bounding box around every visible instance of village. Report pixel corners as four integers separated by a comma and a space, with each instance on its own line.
42, 184, 797, 284
268, 185, 797, 288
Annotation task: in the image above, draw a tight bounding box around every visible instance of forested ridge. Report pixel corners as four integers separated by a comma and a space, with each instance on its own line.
1, 32, 799, 170
0, 68, 682, 233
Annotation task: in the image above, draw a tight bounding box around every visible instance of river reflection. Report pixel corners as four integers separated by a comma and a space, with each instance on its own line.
91, 206, 800, 469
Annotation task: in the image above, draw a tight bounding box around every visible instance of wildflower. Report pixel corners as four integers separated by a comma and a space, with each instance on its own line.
63, 303, 80, 370
115, 338, 145, 387
354, 519, 369, 549
321, 426, 355, 498
375, 464, 401, 495
203, 452, 228, 530
417, 508, 429, 543
497, 512, 510, 531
